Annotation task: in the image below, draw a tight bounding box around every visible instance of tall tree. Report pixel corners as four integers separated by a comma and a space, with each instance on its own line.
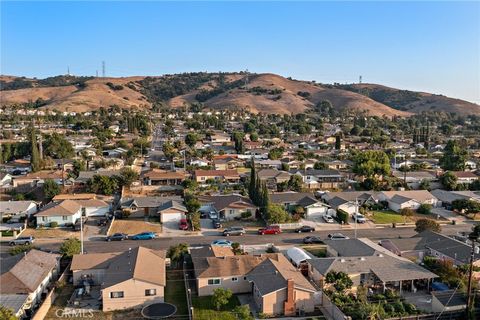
30, 126, 41, 172
248, 158, 257, 202
440, 140, 467, 171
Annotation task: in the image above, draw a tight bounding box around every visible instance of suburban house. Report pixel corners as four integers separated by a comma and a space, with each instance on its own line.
12, 170, 64, 187
70, 247, 166, 311
207, 133, 231, 144
392, 170, 438, 189
35, 200, 82, 227
120, 196, 183, 217
430, 190, 480, 209
190, 247, 318, 316
213, 157, 244, 170
0, 200, 37, 222
380, 231, 480, 279
323, 191, 378, 215
75, 199, 111, 217
194, 169, 240, 184
269, 192, 330, 219
289, 169, 345, 190
142, 169, 185, 186
247, 253, 318, 316
378, 190, 440, 212
0, 172, 13, 187
156, 200, 188, 225
308, 254, 437, 295
256, 159, 283, 169
0, 250, 60, 319
199, 194, 257, 220
75, 170, 121, 185
450, 171, 479, 184
257, 169, 291, 190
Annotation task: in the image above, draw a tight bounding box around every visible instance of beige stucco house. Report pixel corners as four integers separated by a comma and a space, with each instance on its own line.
71, 247, 166, 311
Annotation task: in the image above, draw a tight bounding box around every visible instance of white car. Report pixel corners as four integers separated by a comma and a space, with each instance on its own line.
323, 214, 335, 223
352, 213, 367, 223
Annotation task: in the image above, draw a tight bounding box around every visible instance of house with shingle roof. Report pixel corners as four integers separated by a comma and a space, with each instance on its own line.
70, 247, 166, 311
35, 200, 82, 227
0, 250, 60, 318
308, 254, 437, 295
194, 169, 240, 184
269, 192, 330, 219
198, 194, 257, 220
0, 200, 37, 221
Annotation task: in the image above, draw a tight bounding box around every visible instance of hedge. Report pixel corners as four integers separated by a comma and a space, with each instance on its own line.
336, 209, 349, 224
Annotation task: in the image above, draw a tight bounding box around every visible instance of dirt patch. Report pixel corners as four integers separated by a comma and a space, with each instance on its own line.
108, 219, 162, 236
22, 227, 77, 239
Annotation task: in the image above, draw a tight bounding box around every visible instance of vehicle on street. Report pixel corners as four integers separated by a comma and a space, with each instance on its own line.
327, 233, 349, 240
303, 236, 323, 244
352, 213, 367, 223
130, 232, 156, 240
9, 236, 35, 246
211, 239, 233, 247
212, 218, 222, 229
106, 233, 128, 241
223, 227, 245, 236
294, 225, 315, 233
179, 218, 189, 230
258, 225, 281, 235
323, 214, 335, 223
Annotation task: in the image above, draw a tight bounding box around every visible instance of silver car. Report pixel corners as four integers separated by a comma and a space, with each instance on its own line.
9, 236, 35, 246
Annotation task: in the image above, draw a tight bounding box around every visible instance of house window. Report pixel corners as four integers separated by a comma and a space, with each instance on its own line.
62, 216, 68, 221
82, 208, 86, 216
208, 279, 221, 285
244, 277, 247, 280
42, 217, 47, 222
110, 291, 124, 298
145, 289, 157, 296
231, 277, 238, 282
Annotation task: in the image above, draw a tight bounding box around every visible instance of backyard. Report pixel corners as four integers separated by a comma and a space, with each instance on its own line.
192, 295, 240, 320
108, 219, 162, 236
164, 268, 188, 317
302, 245, 327, 257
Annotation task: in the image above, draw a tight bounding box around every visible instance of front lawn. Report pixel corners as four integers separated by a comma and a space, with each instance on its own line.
165, 268, 188, 316
108, 219, 162, 236
369, 210, 411, 224
192, 295, 240, 320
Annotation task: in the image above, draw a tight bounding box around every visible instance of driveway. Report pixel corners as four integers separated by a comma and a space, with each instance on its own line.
200, 218, 222, 236
431, 207, 467, 223
161, 220, 200, 237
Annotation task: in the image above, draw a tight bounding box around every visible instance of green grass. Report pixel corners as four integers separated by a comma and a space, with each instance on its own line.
369, 210, 411, 224
165, 268, 188, 317
1, 230, 14, 236
302, 245, 327, 257
192, 295, 240, 320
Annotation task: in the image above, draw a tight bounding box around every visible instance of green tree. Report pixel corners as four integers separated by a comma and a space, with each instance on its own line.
439, 140, 467, 171
335, 134, 342, 150
43, 132, 75, 158
233, 305, 253, 320
30, 126, 41, 172
43, 179, 61, 200
415, 218, 441, 233
87, 175, 118, 195
400, 208, 415, 224
72, 160, 86, 177
167, 243, 188, 266
232, 131, 245, 154
419, 179, 431, 191
190, 211, 201, 231
288, 174, 303, 192
314, 161, 327, 170
212, 288, 233, 310
352, 150, 391, 178
266, 204, 290, 224
325, 271, 353, 292
184, 132, 198, 147
0, 305, 17, 320
268, 147, 284, 160
60, 237, 81, 257
118, 167, 139, 187
417, 203, 432, 215
248, 158, 257, 202
440, 171, 458, 191
249, 132, 258, 142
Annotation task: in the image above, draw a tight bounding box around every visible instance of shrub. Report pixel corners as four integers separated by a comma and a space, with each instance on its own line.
417, 203, 432, 215
241, 211, 252, 219
9, 244, 34, 256
336, 209, 349, 224
50, 221, 58, 228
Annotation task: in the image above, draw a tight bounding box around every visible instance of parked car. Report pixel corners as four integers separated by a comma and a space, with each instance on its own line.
352, 213, 367, 223
327, 233, 349, 240
294, 225, 315, 233
9, 236, 35, 246
179, 219, 189, 230
303, 236, 323, 244
223, 227, 245, 236
323, 214, 335, 223
211, 218, 222, 229
98, 218, 108, 227
211, 239, 233, 247
106, 233, 128, 241
208, 211, 219, 219
130, 232, 156, 240
258, 225, 281, 235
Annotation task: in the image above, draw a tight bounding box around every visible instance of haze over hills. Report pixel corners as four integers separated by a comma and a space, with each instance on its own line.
1, 73, 479, 117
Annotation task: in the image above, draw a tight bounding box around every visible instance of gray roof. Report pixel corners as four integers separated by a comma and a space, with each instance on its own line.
290, 169, 343, 177
0, 201, 36, 215
157, 200, 187, 213
122, 196, 183, 209
308, 255, 437, 282
269, 192, 317, 205
324, 239, 378, 257
323, 191, 377, 203
0, 294, 29, 315
389, 194, 417, 205
430, 189, 480, 204
432, 290, 467, 307
76, 170, 120, 183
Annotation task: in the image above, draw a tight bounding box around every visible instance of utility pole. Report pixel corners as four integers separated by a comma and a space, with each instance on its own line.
80, 215, 84, 254
467, 234, 478, 319
354, 197, 358, 239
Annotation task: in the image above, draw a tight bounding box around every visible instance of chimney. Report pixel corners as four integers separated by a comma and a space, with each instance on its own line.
284, 279, 295, 316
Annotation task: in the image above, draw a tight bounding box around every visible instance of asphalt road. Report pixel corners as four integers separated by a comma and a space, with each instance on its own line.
6, 223, 471, 255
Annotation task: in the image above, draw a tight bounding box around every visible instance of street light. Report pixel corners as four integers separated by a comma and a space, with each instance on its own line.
466, 226, 480, 319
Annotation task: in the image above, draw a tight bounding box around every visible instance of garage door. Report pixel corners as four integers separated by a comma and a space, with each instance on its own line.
161, 213, 184, 224
306, 206, 328, 218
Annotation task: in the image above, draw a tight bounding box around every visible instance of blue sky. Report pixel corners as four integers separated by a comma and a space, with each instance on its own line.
1, 1, 479, 103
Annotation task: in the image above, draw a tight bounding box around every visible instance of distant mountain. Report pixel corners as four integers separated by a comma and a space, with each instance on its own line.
1, 73, 478, 116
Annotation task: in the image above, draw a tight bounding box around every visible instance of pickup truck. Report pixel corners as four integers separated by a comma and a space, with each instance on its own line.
9, 236, 35, 246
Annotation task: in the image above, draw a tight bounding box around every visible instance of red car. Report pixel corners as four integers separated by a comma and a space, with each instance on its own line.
258, 225, 281, 235
179, 219, 189, 230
